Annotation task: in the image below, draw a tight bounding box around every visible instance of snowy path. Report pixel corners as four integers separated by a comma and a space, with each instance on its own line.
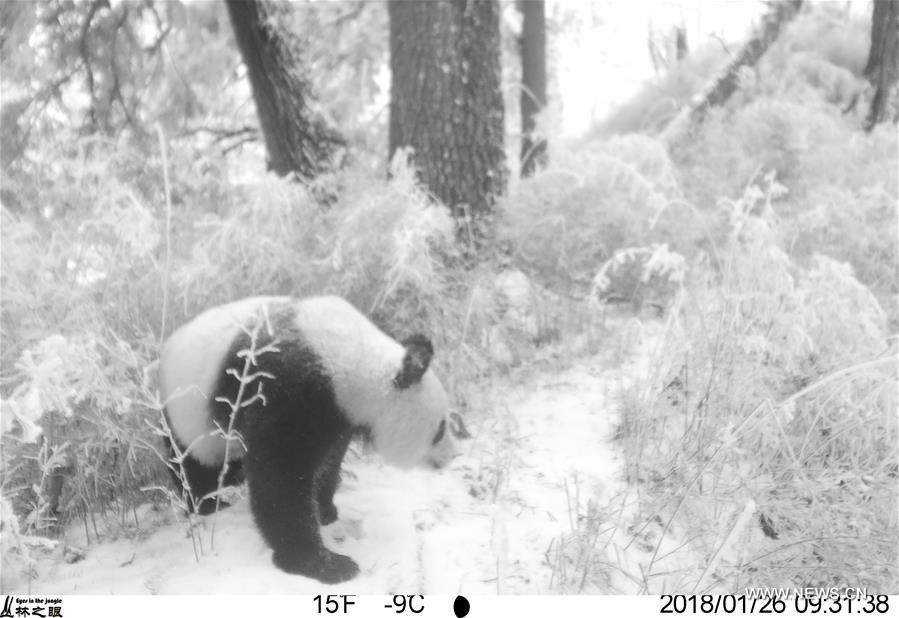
9, 336, 654, 595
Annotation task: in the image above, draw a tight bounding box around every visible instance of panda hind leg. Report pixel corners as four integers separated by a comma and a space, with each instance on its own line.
183, 456, 244, 515
164, 436, 243, 515
244, 417, 359, 584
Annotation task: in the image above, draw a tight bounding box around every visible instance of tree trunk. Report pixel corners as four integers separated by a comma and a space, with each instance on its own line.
661, 0, 803, 149
226, 0, 344, 179
863, 0, 898, 131
519, 0, 547, 178
388, 0, 506, 236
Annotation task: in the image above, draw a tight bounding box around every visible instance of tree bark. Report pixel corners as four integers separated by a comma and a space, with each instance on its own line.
661, 0, 803, 150
388, 0, 506, 234
226, 0, 344, 179
519, 0, 547, 178
863, 0, 898, 131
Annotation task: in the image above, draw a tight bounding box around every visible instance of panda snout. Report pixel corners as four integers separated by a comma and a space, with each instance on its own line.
426, 454, 455, 470
425, 440, 459, 471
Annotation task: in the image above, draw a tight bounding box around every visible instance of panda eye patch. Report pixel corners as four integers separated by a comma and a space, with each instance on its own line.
432, 419, 446, 445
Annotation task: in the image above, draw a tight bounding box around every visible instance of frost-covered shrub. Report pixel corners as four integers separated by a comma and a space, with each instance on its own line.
0, 496, 48, 591
582, 5, 895, 321
323, 153, 457, 325
766, 5, 870, 79
1, 327, 164, 534
172, 152, 456, 332
619, 180, 896, 592
1, 134, 177, 533
498, 135, 697, 291
591, 243, 685, 313
587, 45, 728, 138
679, 100, 827, 204
1, 137, 460, 541
678, 98, 897, 318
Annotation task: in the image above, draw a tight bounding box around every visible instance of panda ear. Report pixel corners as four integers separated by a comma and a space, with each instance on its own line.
393, 334, 434, 389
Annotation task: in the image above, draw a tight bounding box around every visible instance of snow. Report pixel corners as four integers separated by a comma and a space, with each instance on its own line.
6, 321, 685, 595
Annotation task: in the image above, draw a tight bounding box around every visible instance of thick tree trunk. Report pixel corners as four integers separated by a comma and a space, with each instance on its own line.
226, 0, 344, 179
661, 0, 803, 149
863, 0, 898, 131
388, 0, 506, 233
519, 0, 547, 178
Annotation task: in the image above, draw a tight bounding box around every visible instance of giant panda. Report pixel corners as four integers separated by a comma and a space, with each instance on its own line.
158, 295, 460, 584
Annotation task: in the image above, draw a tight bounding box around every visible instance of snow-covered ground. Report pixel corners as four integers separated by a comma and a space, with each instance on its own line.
6, 323, 678, 595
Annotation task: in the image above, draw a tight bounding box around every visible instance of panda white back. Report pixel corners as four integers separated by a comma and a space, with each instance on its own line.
161, 294, 457, 470
291, 296, 405, 420
159, 295, 289, 465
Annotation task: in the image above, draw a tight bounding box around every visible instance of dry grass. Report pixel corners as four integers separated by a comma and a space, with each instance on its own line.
609, 180, 897, 593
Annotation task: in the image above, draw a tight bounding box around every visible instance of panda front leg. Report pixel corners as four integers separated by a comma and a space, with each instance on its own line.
243, 419, 359, 584
316, 432, 352, 525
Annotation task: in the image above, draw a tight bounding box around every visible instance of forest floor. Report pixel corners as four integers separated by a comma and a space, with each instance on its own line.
6, 318, 695, 595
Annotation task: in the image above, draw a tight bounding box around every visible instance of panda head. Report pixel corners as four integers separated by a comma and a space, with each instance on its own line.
287, 296, 462, 472
363, 333, 459, 470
